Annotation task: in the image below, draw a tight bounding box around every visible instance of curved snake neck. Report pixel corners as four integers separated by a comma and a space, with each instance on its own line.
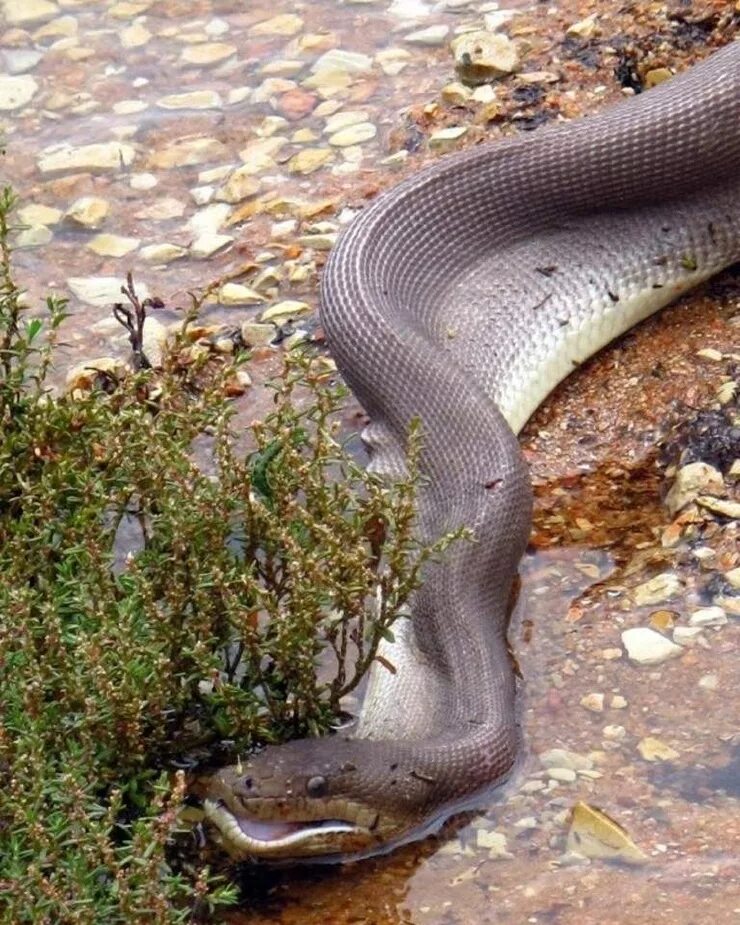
206, 43, 740, 861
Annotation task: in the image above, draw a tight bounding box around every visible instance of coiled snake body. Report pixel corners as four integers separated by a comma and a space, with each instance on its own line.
206, 43, 740, 860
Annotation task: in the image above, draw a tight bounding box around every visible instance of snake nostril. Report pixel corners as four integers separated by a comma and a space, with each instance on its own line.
306, 775, 328, 798
244, 777, 254, 790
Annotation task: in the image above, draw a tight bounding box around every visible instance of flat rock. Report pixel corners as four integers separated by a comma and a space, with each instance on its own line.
2, 0, 58, 25
16, 225, 52, 247
252, 13, 303, 36
664, 462, 724, 514
215, 166, 261, 203
68, 276, 149, 307
261, 299, 311, 322
688, 606, 727, 627
189, 233, 233, 259
64, 196, 110, 229
241, 321, 276, 346
2, 49, 44, 75
566, 802, 646, 863
328, 122, 377, 147
540, 748, 593, 771
632, 572, 682, 605
567, 14, 600, 39
120, 22, 151, 47
148, 136, 227, 169
218, 283, 266, 305
157, 90, 223, 110
637, 737, 679, 762
87, 234, 139, 257
38, 142, 136, 174
140, 243, 188, 264
188, 202, 231, 236
404, 24, 450, 46
452, 31, 519, 85
429, 126, 467, 149
311, 48, 374, 74
621, 627, 683, 665
181, 43, 236, 66
288, 148, 333, 174
142, 316, 168, 368
696, 495, 740, 519
0, 74, 38, 110
17, 203, 61, 226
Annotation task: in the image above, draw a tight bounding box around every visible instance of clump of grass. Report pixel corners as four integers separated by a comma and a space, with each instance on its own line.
0, 185, 463, 923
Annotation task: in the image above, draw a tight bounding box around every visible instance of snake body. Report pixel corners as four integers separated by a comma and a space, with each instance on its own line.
206, 43, 740, 860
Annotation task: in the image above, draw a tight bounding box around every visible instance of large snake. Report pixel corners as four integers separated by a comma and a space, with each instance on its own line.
206, 42, 740, 861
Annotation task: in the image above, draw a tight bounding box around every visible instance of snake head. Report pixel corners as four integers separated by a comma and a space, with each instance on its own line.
204, 737, 437, 862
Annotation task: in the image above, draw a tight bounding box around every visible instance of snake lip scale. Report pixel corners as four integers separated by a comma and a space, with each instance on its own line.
205, 42, 740, 862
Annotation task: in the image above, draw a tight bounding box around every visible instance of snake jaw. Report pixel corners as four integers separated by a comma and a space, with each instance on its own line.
203, 797, 372, 860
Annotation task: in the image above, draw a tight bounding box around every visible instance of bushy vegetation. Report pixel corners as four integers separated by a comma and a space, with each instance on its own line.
0, 187, 461, 923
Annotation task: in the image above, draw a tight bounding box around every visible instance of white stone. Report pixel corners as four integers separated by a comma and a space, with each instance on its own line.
16, 225, 52, 247
252, 13, 303, 36
665, 462, 724, 514
141, 316, 168, 368
2, 49, 44, 75
140, 243, 188, 264
215, 166, 261, 203
191, 186, 214, 205
621, 627, 683, 666
189, 233, 233, 258
540, 748, 593, 771
17, 203, 61, 226
484, 10, 518, 31
64, 197, 110, 229
113, 99, 148, 115
68, 276, 149, 307
39, 142, 136, 174
2, 0, 58, 26
429, 126, 467, 149
328, 122, 377, 147
219, 283, 265, 305
87, 234, 139, 257
148, 136, 227, 169
631, 572, 682, 605
452, 31, 519, 84
548, 767, 577, 783
311, 48, 374, 74
0, 74, 38, 110
188, 203, 231, 237
157, 90, 223, 110
672, 626, 705, 646
120, 22, 150, 47
404, 25, 449, 45
261, 299, 311, 322
323, 110, 369, 134
130, 173, 157, 191
181, 43, 236, 66
689, 606, 727, 627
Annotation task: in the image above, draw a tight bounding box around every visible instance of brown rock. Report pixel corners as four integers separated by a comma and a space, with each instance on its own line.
277, 88, 318, 121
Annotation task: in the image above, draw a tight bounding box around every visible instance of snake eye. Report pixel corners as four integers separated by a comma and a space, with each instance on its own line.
306, 775, 328, 798
244, 777, 253, 790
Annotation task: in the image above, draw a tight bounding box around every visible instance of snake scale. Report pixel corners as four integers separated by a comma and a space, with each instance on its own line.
206, 41, 740, 861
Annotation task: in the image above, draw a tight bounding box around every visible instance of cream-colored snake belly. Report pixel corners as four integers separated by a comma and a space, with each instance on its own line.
206, 42, 740, 861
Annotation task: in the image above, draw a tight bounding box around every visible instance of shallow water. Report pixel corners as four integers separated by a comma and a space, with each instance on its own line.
3, 0, 739, 922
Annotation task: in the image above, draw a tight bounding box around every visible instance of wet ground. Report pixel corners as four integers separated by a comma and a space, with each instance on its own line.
2, 0, 739, 923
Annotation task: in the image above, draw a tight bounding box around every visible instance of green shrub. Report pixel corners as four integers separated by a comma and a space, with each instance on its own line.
0, 186, 462, 923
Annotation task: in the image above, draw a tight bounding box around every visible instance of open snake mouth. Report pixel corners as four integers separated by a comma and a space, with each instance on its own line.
204, 798, 362, 855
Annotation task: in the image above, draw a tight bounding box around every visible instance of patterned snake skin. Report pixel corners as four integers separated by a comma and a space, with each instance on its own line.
205, 43, 740, 861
